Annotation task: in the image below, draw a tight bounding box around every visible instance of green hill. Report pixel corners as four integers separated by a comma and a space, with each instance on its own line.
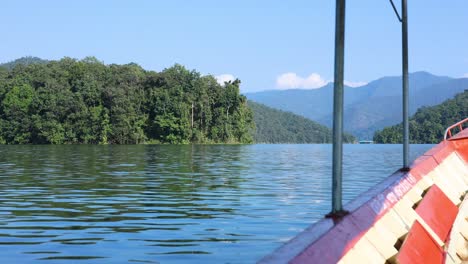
0, 56, 48, 70
373, 90, 468, 144
248, 101, 355, 143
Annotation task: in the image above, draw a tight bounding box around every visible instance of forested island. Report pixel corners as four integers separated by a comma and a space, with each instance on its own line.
0, 57, 254, 144
373, 90, 467, 143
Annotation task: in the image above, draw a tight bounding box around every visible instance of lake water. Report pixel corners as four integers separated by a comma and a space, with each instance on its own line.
0, 144, 433, 263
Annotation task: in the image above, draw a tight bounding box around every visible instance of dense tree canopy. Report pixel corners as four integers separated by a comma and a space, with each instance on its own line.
0, 57, 254, 144
373, 90, 468, 144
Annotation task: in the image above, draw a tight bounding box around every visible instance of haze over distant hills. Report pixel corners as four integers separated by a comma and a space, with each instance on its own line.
245, 72, 468, 139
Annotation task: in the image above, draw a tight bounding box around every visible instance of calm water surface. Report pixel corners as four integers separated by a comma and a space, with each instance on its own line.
0, 144, 432, 263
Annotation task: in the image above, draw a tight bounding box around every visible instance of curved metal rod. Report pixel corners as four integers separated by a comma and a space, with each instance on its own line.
389, 0, 402, 22
444, 118, 468, 140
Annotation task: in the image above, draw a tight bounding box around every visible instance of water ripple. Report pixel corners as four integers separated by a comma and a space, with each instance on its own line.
0, 144, 432, 263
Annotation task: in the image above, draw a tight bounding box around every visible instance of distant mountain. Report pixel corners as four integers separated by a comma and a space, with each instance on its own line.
374, 90, 468, 144
248, 101, 355, 143
0, 56, 48, 70
319, 76, 468, 138
245, 72, 467, 139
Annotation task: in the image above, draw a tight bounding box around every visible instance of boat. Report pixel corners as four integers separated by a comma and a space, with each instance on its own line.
259, 118, 468, 263
259, 0, 467, 262
359, 140, 374, 144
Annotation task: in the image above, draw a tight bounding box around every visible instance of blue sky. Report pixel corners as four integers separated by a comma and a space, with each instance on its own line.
1, 0, 467, 92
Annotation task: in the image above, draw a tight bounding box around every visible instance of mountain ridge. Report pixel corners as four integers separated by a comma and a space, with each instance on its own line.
246, 72, 466, 138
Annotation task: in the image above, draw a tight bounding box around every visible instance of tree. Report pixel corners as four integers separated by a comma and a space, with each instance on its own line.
0, 57, 255, 144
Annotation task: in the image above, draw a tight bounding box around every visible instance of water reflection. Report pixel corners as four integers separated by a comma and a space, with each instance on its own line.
0, 144, 432, 263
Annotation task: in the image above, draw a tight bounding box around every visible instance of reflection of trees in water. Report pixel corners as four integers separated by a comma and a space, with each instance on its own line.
142, 145, 249, 213
0, 145, 250, 222
0, 145, 258, 263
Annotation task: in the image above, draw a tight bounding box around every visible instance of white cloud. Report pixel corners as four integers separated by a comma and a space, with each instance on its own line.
215, 74, 235, 85
462, 73, 468, 78
276, 72, 328, 89
344, 80, 368, 88
275, 72, 367, 89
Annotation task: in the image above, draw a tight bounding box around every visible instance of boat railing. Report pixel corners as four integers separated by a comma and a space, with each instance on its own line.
444, 118, 468, 140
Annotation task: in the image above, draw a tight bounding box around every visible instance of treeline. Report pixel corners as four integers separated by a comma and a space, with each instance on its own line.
0, 57, 254, 144
248, 101, 355, 143
373, 90, 467, 143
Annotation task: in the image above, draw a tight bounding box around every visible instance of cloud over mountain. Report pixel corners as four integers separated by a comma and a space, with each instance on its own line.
344, 80, 368, 87
276, 72, 328, 89
276, 72, 367, 89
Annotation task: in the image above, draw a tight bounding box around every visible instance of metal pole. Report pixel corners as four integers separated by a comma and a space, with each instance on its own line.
402, 0, 409, 169
331, 0, 346, 214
